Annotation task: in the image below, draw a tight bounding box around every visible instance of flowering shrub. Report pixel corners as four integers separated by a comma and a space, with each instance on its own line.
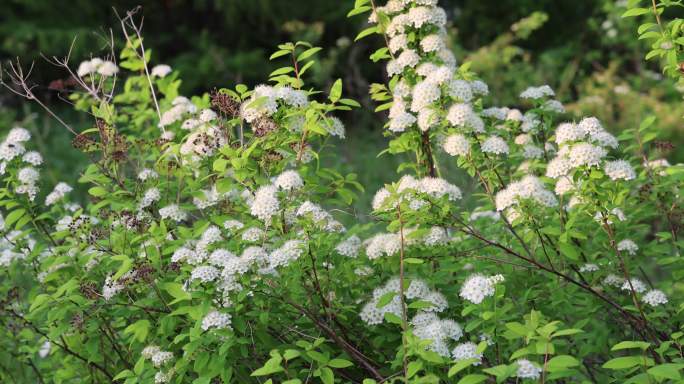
0, 1, 683, 383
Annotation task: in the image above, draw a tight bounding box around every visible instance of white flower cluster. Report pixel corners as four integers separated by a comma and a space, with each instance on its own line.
459, 274, 504, 304
141, 345, 174, 368
616, 239, 638, 255
201, 310, 232, 331
0, 228, 33, 267
494, 176, 557, 218
138, 168, 159, 181
159, 96, 198, 127
16, 166, 40, 201
546, 117, 624, 184
77, 57, 119, 77
240, 85, 308, 123
451, 342, 482, 364
371, 0, 491, 136
620, 278, 647, 293
296, 201, 345, 233
335, 235, 362, 258
151, 64, 172, 78
519, 85, 555, 100
360, 278, 448, 326
102, 274, 125, 300
159, 204, 187, 222
372, 175, 461, 212
411, 311, 464, 358
516, 359, 541, 380
642, 289, 668, 307
45, 182, 73, 206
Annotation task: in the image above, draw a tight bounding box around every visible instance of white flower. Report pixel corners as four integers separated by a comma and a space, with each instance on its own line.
643, 289, 668, 307
603, 274, 623, 287
335, 235, 361, 258
138, 168, 159, 181
159, 204, 187, 222
372, 187, 392, 211
419, 177, 462, 200
546, 156, 573, 178
18, 167, 39, 184
520, 85, 555, 99
568, 143, 607, 168
241, 227, 265, 242
578, 117, 603, 136
97, 61, 119, 77
447, 80, 473, 102
481, 136, 509, 155
22, 151, 43, 165
388, 111, 416, 132
102, 275, 124, 300
223, 220, 244, 232
411, 80, 441, 112
138, 187, 161, 209
522, 145, 544, 159
543, 99, 565, 113
326, 117, 346, 138
201, 310, 232, 331
389, 34, 408, 54
191, 266, 219, 283
250, 185, 280, 222
604, 160, 635, 181
579, 263, 599, 272
446, 103, 474, 127
443, 134, 470, 156
452, 342, 482, 365
621, 278, 647, 293
420, 34, 444, 52
396, 49, 420, 70
45, 182, 73, 206
269, 240, 305, 268
151, 351, 174, 367
555, 123, 585, 144
516, 359, 541, 380
151, 64, 172, 78
495, 175, 557, 211
459, 274, 501, 304
274, 170, 303, 191
617, 239, 638, 255
470, 80, 489, 96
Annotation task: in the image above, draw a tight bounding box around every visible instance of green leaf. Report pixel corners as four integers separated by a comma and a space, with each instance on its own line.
355, 26, 378, 41
456, 374, 488, 384
328, 358, 353, 368
611, 341, 651, 351
88, 186, 108, 197
307, 350, 329, 364
559, 242, 579, 261
320, 367, 334, 384
448, 359, 477, 377
124, 320, 151, 343
29, 294, 51, 312
546, 355, 580, 372
270, 50, 291, 60
407, 361, 423, 379
602, 356, 650, 370
329, 78, 343, 102
112, 370, 134, 381
297, 47, 322, 62
162, 282, 191, 302
4, 208, 26, 228
376, 291, 396, 308
647, 364, 684, 380
622, 7, 650, 17
283, 349, 301, 360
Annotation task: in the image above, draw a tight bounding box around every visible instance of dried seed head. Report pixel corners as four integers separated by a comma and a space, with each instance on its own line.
253, 117, 278, 137
211, 88, 240, 117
